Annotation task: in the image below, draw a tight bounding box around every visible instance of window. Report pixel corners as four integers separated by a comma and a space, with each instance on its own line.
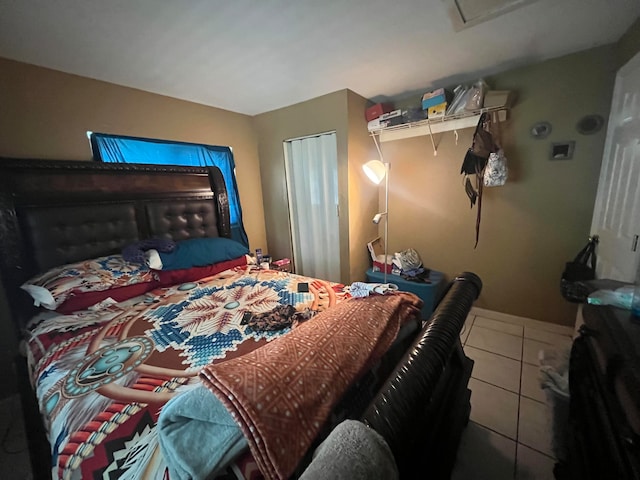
89, 132, 248, 246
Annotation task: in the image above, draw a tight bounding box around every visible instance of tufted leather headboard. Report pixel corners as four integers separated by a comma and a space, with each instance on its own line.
0, 158, 231, 331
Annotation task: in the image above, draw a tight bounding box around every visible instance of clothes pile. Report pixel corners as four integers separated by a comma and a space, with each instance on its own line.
348, 282, 399, 298
392, 248, 431, 283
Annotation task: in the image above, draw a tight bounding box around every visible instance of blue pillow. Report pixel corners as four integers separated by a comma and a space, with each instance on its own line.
158, 237, 250, 271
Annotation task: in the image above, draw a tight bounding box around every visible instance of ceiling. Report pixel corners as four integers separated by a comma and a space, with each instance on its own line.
0, 0, 637, 116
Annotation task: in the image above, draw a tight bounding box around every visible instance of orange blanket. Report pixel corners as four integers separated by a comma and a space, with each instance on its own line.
200, 292, 421, 480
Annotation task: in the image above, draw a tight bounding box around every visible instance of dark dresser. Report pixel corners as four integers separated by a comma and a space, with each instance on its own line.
567, 303, 640, 479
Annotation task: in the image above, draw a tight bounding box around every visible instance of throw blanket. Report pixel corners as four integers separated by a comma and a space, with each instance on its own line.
200, 292, 421, 480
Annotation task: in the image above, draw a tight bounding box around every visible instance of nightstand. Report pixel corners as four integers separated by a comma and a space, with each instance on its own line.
365, 268, 445, 319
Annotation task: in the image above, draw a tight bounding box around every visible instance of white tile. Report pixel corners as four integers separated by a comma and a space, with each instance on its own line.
469, 378, 519, 440
516, 443, 556, 480
474, 316, 524, 337
466, 346, 522, 394
467, 325, 523, 360
470, 307, 527, 326
520, 319, 574, 336
470, 307, 574, 336
524, 327, 572, 347
452, 421, 516, 480
522, 338, 551, 365
518, 397, 554, 458
460, 314, 475, 345
521, 363, 546, 403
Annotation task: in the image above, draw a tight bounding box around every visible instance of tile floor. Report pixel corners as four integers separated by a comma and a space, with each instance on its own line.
452, 307, 574, 480
0, 307, 574, 480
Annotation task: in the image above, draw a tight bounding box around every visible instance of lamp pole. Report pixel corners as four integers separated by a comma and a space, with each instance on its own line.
362, 155, 390, 284
384, 162, 389, 284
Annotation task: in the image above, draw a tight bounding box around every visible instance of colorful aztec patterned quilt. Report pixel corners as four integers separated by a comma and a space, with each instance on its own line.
26, 265, 351, 480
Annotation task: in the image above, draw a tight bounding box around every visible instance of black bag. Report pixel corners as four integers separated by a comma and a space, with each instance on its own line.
461, 150, 488, 176
461, 113, 494, 175
461, 113, 495, 248
560, 236, 598, 303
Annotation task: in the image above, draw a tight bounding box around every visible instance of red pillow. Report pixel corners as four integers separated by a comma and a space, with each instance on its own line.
155, 255, 248, 286
56, 281, 159, 314
55, 256, 248, 313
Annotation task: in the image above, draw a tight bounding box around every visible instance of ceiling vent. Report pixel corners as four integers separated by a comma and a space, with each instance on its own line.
445, 0, 540, 30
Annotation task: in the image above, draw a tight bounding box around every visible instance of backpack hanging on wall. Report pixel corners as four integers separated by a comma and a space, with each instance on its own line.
560, 235, 598, 303
461, 113, 495, 248
461, 113, 493, 176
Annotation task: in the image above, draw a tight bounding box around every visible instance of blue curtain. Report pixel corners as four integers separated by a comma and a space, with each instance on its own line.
91, 133, 248, 246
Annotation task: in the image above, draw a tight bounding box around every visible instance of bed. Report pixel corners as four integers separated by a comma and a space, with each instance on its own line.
0, 158, 481, 480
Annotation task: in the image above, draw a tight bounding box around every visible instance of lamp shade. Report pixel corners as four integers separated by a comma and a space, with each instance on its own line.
362, 160, 386, 185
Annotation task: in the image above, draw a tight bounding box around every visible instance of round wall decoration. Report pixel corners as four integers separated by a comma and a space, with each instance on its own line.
530, 121, 552, 139
576, 114, 604, 135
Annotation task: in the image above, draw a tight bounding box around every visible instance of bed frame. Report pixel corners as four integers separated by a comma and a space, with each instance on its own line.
0, 158, 480, 479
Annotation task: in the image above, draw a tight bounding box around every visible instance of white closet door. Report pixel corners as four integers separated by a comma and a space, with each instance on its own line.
590, 51, 640, 281
284, 132, 340, 281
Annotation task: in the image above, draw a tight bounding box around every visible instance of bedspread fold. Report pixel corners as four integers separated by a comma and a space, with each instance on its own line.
200, 292, 421, 480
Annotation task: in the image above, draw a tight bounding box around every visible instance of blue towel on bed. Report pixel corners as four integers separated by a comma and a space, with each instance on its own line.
158, 385, 248, 480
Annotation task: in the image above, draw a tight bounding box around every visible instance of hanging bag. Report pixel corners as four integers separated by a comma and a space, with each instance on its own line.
461, 113, 494, 175
484, 111, 508, 187
560, 236, 598, 303
461, 113, 495, 247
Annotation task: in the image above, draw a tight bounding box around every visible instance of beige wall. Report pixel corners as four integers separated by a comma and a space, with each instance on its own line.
347, 91, 380, 282
0, 58, 268, 395
378, 46, 616, 326
255, 90, 376, 283
0, 57, 267, 252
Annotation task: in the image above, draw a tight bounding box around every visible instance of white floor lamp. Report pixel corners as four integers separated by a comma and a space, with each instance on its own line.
363, 158, 390, 283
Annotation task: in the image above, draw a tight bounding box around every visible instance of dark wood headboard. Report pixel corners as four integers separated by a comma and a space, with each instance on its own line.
0, 158, 231, 332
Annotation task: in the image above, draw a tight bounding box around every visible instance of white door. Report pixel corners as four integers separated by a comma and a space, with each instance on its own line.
590, 51, 640, 281
284, 132, 341, 281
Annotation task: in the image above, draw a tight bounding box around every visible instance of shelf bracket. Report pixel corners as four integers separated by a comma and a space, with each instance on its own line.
426, 121, 437, 156
372, 132, 384, 163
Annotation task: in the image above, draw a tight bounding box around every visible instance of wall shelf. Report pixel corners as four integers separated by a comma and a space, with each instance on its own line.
371, 106, 508, 143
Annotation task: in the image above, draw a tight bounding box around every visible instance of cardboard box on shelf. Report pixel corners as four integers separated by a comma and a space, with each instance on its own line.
365, 103, 394, 122
402, 108, 428, 123
380, 117, 404, 128
421, 88, 452, 110
428, 102, 447, 119
483, 90, 514, 108
367, 237, 392, 274
379, 109, 403, 128
379, 109, 401, 121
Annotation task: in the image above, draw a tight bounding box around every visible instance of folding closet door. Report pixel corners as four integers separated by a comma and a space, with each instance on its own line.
284, 132, 341, 282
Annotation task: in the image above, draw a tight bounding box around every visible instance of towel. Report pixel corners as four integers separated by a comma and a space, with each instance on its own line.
157, 385, 248, 480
